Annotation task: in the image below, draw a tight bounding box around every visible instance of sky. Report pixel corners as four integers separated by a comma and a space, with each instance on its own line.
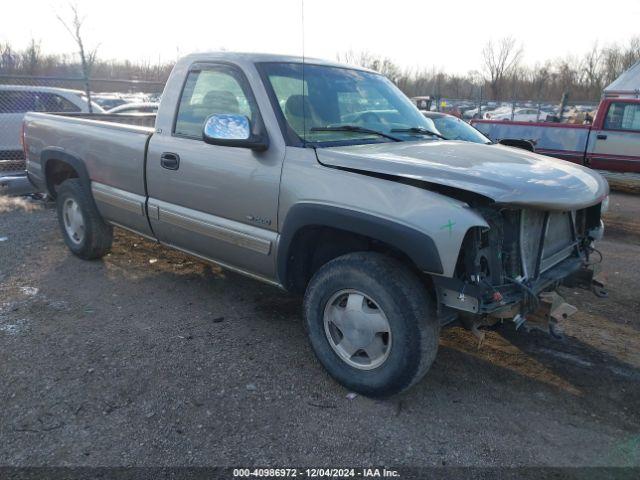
3, 0, 640, 74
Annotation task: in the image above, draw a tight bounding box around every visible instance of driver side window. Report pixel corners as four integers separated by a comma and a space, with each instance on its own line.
175, 67, 255, 138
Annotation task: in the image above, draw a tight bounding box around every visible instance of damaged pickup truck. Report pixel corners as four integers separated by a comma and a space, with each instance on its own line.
23, 53, 609, 397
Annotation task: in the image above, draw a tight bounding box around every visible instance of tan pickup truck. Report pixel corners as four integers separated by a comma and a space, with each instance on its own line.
23, 52, 608, 396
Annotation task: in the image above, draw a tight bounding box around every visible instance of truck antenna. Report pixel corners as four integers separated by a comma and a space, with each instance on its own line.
301, 0, 306, 145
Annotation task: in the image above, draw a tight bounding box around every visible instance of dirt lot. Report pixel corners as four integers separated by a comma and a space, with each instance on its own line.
0, 193, 639, 467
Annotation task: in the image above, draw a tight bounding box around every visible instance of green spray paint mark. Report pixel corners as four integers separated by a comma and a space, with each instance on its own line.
440, 219, 456, 236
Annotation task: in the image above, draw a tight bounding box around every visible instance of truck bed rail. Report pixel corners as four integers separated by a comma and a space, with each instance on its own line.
46, 112, 156, 129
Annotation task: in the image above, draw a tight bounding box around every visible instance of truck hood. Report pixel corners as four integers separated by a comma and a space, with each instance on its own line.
316, 141, 609, 210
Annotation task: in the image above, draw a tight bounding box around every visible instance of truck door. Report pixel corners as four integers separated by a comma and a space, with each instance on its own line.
588, 100, 640, 173
146, 62, 284, 281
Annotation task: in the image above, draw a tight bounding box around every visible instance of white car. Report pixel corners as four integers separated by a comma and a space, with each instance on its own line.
0, 86, 103, 194
107, 102, 159, 115
93, 94, 128, 111
486, 107, 551, 122
482, 105, 512, 119
462, 106, 490, 119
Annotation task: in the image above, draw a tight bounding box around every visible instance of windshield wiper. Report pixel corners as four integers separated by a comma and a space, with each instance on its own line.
390, 127, 446, 140
310, 125, 401, 142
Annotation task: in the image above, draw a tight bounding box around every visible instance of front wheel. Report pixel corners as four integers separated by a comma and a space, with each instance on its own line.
303, 252, 439, 397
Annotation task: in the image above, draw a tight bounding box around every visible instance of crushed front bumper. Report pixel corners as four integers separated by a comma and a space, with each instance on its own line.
434, 256, 588, 317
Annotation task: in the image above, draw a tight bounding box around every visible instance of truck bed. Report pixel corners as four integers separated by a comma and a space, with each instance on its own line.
2, 112, 155, 196
471, 120, 591, 164
24, 111, 155, 234
24, 113, 155, 196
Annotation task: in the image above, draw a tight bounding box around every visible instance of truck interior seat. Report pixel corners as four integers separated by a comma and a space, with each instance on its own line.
284, 95, 322, 136
200, 90, 240, 114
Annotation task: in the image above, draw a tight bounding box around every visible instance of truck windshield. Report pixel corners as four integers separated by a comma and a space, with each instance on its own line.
259, 62, 439, 146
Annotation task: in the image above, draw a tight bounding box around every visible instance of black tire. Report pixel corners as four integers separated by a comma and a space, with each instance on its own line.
303, 252, 439, 397
56, 179, 113, 260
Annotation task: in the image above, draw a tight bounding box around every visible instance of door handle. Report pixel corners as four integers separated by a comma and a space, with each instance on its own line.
160, 152, 180, 170
596, 134, 607, 140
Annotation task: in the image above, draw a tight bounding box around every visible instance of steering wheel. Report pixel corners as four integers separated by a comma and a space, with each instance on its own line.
356, 111, 383, 125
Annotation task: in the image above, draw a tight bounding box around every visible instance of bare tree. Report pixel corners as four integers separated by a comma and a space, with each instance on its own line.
56, 4, 98, 112
337, 50, 401, 80
481, 37, 522, 99
2, 34, 637, 104
533, 63, 551, 99
601, 46, 622, 85
22, 38, 42, 75
582, 43, 604, 98
600, 37, 640, 87
0, 42, 17, 72
622, 36, 640, 70
555, 57, 578, 93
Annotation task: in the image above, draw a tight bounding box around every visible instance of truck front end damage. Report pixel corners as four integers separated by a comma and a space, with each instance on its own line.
434, 201, 606, 337
314, 137, 610, 337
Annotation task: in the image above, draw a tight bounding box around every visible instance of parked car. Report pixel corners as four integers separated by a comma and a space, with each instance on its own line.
92, 94, 128, 111
422, 111, 491, 144
462, 106, 486, 119
480, 106, 508, 120
0, 85, 104, 195
23, 52, 608, 397
107, 102, 159, 114
486, 107, 551, 122
422, 112, 534, 151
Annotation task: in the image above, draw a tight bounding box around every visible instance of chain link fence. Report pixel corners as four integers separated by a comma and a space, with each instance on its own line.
0, 75, 165, 174
412, 95, 601, 124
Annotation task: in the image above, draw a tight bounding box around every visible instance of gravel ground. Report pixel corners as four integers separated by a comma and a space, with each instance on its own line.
0, 193, 639, 467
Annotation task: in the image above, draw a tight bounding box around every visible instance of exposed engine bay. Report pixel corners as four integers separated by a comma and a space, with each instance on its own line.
433, 200, 607, 338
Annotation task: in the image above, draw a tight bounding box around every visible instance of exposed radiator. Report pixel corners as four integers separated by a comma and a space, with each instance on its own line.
520, 209, 575, 279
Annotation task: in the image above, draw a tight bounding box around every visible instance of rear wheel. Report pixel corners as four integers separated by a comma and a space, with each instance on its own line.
303, 252, 440, 397
56, 179, 113, 259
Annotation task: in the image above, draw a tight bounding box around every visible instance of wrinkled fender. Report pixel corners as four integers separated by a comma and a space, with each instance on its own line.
277, 203, 444, 286
40, 148, 91, 196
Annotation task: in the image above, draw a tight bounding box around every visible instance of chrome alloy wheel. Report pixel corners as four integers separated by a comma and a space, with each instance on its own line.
62, 198, 85, 245
323, 289, 392, 370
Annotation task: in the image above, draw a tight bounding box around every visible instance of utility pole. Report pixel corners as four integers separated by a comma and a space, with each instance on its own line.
558, 92, 569, 123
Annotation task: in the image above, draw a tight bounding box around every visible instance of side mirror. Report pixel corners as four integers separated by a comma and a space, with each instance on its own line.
202, 114, 268, 151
